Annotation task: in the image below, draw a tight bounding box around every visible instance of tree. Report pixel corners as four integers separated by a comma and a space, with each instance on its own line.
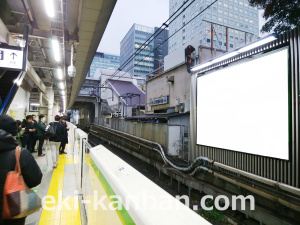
249, 0, 300, 33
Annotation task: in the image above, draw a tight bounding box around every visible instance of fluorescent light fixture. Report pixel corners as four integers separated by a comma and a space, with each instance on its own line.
30, 103, 40, 106
238, 35, 278, 53
61, 90, 66, 95
191, 34, 278, 73
211, 51, 239, 64
52, 39, 61, 62
59, 82, 64, 89
44, 0, 55, 17
191, 62, 213, 72
57, 68, 63, 80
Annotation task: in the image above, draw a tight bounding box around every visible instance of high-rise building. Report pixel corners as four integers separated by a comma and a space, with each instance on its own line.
120, 24, 155, 77
153, 27, 169, 73
87, 52, 120, 78
168, 0, 259, 53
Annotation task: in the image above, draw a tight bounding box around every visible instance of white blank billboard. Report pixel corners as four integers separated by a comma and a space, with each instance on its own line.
197, 47, 289, 160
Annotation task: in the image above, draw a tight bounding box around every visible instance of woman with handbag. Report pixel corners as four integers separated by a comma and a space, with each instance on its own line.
0, 114, 43, 225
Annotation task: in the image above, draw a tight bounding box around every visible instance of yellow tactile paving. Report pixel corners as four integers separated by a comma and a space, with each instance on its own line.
39, 153, 82, 225
86, 160, 123, 225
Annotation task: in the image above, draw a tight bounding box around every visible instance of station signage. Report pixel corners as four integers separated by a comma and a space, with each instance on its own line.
0, 45, 25, 71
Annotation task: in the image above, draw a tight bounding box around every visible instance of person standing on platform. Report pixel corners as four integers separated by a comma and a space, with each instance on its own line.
49, 115, 66, 168
31, 115, 38, 153
59, 116, 69, 154
21, 115, 35, 152
16, 120, 24, 146
36, 115, 46, 157
0, 114, 43, 225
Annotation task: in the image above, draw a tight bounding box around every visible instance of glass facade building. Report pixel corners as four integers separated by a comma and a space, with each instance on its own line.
87, 52, 120, 78
120, 24, 155, 77
168, 0, 260, 53
153, 27, 169, 73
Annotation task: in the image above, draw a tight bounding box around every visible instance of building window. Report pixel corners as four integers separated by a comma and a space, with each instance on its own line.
219, 41, 222, 45
230, 44, 233, 48
230, 35, 233, 39
224, 42, 226, 46
207, 38, 211, 43
183, 15, 185, 19
183, 29, 185, 33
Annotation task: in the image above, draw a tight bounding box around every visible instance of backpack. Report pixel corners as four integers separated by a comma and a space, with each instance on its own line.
43, 123, 57, 139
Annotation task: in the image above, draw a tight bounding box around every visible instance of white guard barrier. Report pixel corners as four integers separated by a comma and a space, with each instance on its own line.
67, 122, 88, 192
90, 145, 211, 225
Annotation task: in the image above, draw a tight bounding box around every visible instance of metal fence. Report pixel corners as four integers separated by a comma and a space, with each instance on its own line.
93, 117, 190, 161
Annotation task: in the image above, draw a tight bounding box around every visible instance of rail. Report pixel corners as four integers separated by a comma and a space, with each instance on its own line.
67, 122, 211, 224
90, 123, 300, 199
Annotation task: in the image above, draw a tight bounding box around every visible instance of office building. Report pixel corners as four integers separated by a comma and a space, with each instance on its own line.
120, 24, 155, 77
153, 27, 169, 73
87, 52, 120, 78
168, 0, 259, 53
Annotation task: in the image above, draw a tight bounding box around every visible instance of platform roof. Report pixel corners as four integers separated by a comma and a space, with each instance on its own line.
1, 0, 116, 109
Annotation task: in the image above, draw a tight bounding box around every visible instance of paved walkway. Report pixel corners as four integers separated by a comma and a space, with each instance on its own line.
25, 144, 82, 225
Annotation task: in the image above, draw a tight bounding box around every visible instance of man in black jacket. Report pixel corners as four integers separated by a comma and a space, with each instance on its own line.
31, 114, 38, 153
0, 114, 43, 225
21, 115, 36, 152
49, 115, 66, 168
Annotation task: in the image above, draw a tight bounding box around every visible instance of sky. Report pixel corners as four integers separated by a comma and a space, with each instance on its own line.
97, 0, 169, 55
97, 0, 267, 56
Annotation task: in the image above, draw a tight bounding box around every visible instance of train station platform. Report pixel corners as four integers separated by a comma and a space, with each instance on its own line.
24, 123, 211, 225
25, 146, 82, 225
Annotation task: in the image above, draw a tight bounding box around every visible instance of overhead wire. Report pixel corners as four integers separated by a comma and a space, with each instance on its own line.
107, 0, 218, 88
101, 0, 196, 87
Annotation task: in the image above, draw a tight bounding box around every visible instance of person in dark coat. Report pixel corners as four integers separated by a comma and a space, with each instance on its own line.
21, 115, 36, 152
59, 116, 69, 154
0, 114, 43, 225
49, 115, 66, 168
31, 115, 38, 153
36, 114, 46, 156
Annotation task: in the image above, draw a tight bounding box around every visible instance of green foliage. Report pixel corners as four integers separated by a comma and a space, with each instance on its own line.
200, 199, 224, 223
249, 0, 300, 33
